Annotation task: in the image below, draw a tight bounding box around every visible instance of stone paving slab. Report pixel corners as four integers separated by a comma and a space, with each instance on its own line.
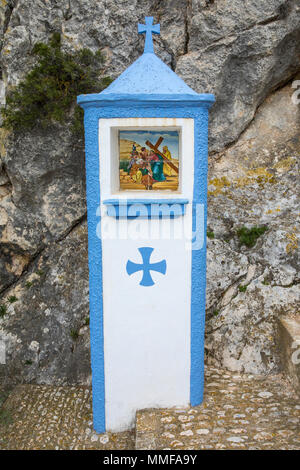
0, 368, 299, 450
0, 385, 134, 450
136, 368, 300, 450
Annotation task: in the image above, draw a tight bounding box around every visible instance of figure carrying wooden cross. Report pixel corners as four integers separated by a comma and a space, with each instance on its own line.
146, 137, 179, 175
138, 17, 160, 54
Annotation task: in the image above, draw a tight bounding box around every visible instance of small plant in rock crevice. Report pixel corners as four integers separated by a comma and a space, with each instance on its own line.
238, 284, 247, 293
0, 296, 18, 319
0, 304, 7, 318
236, 225, 268, 248
70, 329, 80, 341
1, 32, 112, 135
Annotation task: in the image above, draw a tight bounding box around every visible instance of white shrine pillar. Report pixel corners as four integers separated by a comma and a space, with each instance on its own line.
78, 17, 215, 433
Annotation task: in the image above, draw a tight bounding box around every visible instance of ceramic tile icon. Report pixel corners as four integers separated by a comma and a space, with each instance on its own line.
119, 130, 179, 191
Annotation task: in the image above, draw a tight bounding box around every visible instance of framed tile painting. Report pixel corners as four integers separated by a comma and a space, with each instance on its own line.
119, 130, 179, 191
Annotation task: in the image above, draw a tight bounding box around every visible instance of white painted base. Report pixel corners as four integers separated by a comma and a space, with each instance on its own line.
99, 118, 194, 432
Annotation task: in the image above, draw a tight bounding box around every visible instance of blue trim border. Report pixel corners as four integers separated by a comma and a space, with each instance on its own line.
83, 109, 105, 433
190, 110, 209, 407
78, 93, 215, 107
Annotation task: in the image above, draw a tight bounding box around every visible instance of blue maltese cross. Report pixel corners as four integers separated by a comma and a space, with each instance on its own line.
126, 247, 166, 287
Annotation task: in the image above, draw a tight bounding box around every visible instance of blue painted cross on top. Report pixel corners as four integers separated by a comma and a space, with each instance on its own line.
138, 17, 160, 54
126, 247, 166, 287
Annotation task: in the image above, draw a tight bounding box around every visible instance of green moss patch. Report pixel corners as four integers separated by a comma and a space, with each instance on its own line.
237, 226, 268, 248
238, 284, 247, 293
0, 304, 7, 318
70, 329, 79, 340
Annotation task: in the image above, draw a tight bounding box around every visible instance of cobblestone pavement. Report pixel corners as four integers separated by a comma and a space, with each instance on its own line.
0, 385, 134, 450
0, 368, 299, 450
136, 368, 300, 450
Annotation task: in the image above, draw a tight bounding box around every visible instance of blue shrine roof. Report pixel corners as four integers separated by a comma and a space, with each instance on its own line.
78, 17, 214, 106
100, 52, 197, 96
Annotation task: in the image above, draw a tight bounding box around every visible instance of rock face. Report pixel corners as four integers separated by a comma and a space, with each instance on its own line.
205, 81, 300, 374
178, 0, 300, 152
0, 222, 90, 388
0, 0, 299, 387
